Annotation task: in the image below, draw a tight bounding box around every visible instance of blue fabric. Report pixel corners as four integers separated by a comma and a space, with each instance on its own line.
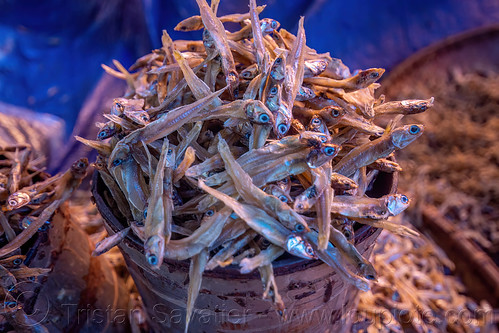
0, 0, 498, 141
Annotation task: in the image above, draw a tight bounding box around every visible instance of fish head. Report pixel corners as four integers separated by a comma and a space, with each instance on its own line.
306, 143, 341, 168
226, 70, 240, 97
321, 105, 346, 126
356, 68, 385, 86
386, 194, 410, 216
260, 18, 280, 34
270, 54, 286, 82
391, 124, 424, 149
126, 111, 150, 126
273, 111, 291, 138
276, 177, 291, 192
286, 234, 317, 260
144, 235, 165, 269
341, 224, 355, 242
299, 131, 328, 148
246, 101, 274, 125
108, 143, 131, 169
7, 192, 30, 210
304, 59, 329, 77
71, 158, 89, 178
240, 65, 258, 80
293, 186, 317, 213
268, 185, 291, 204
97, 122, 117, 140
296, 86, 315, 101
164, 144, 176, 168
307, 115, 329, 135
264, 84, 281, 112
111, 99, 125, 115
202, 29, 215, 50
93, 155, 108, 170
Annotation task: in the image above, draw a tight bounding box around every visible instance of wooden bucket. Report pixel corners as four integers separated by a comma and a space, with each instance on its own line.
92, 168, 398, 333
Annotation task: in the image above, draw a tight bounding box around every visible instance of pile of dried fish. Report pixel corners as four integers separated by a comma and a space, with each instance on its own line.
0, 145, 87, 331
84, 0, 431, 328
353, 224, 498, 333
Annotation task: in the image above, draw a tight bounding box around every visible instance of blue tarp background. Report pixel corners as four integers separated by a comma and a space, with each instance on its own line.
0, 0, 498, 170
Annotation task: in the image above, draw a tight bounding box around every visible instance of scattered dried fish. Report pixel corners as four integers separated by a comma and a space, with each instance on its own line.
0, 145, 88, 332
353, 228, 497, 332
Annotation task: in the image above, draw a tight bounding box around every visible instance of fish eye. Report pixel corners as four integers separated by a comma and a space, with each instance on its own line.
270, 86, 278, 95
167, 149, 173, 155
409, 125, 420, 134
306, 246, 314, 255
146, 254, 158, 266
13, 258, 22, 266
401, 195, 409, 204
278, 123, 287, 134
312, 118, 321, 125
370, 72, 379, 78
143, 208, 148, 219
331, 109, 341, 117
98, 131, 107, 138
324, 147, 336, 156
275, 57, 282, 64
228, 71, 238, 81
141, 115, 148, 121
344, 230, 352, 239
271, 20, 278, 29
5, 301, 17, 309
258, 113, 270, 123
320, 136, 327, 143
278, 195, 288, 203
295, 224, 305, 232
112, 158, 123, 167
205, 209, 214, 216
242, 71, 251, 78
115, 102, 124, 111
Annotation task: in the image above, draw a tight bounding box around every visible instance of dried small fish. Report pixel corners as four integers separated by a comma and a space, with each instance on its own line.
174, 5, 266, 32
84, 2, 434, 328
330, 194, 411, 220
305, 68, 385, 93
196, 0, 239, 94
374, 97, 434, 116
333, 124, 424, 177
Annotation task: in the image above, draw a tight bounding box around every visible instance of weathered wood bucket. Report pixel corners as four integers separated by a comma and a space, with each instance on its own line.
92, 166, 398, 333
